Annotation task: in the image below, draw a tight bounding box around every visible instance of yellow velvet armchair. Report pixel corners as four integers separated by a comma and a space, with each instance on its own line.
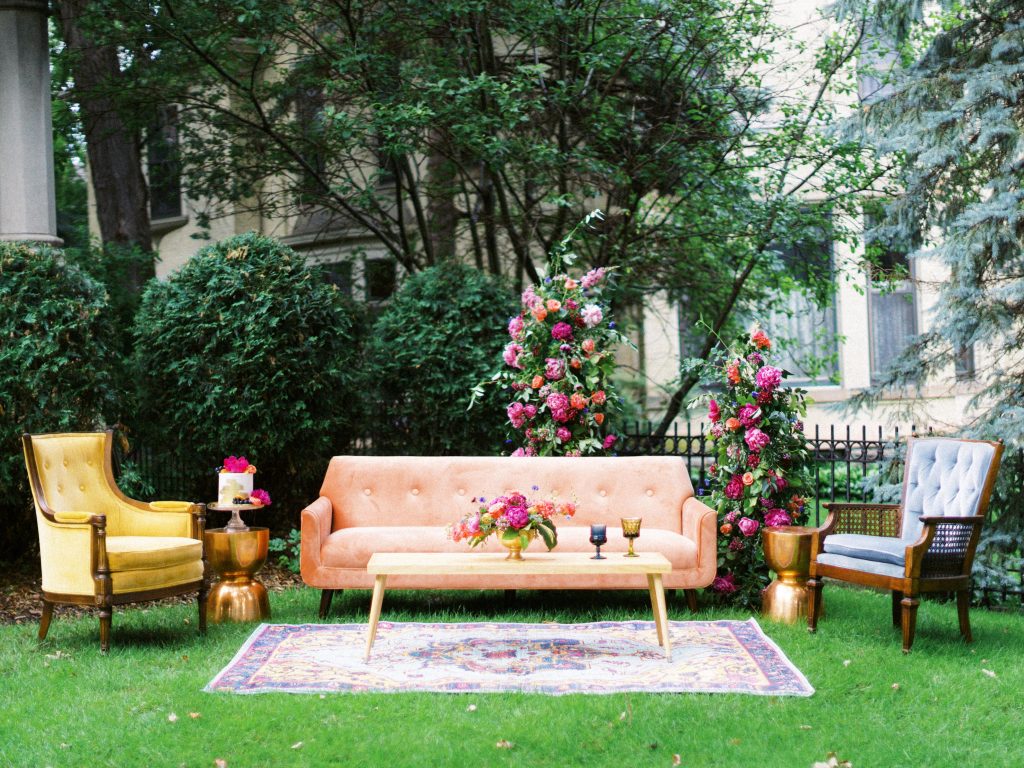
22, 431, 208, 651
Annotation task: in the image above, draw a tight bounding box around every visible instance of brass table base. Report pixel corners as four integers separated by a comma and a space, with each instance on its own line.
761, 525, 814, 624
204, 527, 271, 624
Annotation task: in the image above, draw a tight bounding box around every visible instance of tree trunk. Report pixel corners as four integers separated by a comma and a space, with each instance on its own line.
56, 0, 153, 286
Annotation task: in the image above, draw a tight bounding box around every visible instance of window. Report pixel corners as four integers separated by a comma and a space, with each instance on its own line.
365, 258, 396, 301
765, 231, 839, 385
295, 86, 327, 206
322, 261, 353, 296
858, 20, 898, 104
955, 345, 976, 381
148, 106, 182, 221
866, 221, 916, 382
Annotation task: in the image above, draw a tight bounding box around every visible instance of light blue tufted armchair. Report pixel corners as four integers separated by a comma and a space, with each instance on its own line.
807, 437, 1003, 652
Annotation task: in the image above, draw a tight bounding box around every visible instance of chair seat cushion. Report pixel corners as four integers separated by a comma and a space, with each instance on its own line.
815, 553, 905, 579
823, 533, 907, 566
106, 536, 202, 571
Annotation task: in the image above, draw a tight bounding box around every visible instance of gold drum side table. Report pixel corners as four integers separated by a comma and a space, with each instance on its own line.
761, 525, 814, 624
204, 526, 271, 623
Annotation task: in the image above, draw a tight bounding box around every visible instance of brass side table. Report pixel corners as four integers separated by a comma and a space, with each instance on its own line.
761, 525, 814, 624
204, 508, 271, 623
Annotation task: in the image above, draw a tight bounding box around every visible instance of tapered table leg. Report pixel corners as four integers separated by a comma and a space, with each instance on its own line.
652, 574, 671, 660
647, 574, 665, 647
364, 575, 388, 661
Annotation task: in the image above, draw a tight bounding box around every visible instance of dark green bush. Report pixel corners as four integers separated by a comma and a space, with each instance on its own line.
362, 261, 517, 455
132, 232, 362, 516
0, 242, 121, 557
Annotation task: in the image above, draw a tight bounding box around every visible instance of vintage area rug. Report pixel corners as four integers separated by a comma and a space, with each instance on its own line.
206, 619, 813, 696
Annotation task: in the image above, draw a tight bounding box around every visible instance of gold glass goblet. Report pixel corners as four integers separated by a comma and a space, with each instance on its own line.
621, 517, 642, 557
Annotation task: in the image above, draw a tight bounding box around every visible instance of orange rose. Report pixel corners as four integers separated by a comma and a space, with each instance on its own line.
581, 339, 596, 354
532, 307, 548, 322
594, 413, 605, 425
726, 417, 741, 431
742, 472, 755, 486
546, 299, 561, 313
564, 278, 578, 290
570, 393, 587, 410
751, 329, 771, 350
727, 363, 741, 384
531, 375, 544, 389
720, 523, 733, 535
570, 358, 582, 370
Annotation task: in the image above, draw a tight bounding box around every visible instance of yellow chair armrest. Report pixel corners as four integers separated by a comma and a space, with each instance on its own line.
149, 501, 194, 514
53, 511, 96, 524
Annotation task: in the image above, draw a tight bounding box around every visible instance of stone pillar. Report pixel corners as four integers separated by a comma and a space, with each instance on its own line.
0, 0, 61, 244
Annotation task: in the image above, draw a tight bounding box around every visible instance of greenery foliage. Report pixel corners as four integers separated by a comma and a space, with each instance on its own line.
363, 261, 516, 455
0, 243, 120, 556
132, 232, 361, 512
692, 327, 812, 607
842, 0, 1024, 589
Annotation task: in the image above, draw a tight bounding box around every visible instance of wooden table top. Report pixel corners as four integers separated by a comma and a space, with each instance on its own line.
367, 551, 671, 576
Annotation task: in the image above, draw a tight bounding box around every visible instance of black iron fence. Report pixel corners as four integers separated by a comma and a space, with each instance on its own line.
116, 422, 1022, 606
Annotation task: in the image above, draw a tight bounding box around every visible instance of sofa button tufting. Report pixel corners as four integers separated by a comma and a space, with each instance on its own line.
458, 489, 465, 495
599, 490, 607, 497
79, 484, 86, 492
411, 488, 420, 496
645, 489, 654, 497
364, 489, 372, 496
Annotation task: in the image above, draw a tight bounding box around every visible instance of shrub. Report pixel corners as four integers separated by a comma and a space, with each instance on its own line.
362, 261, 517, 455
132, 233, 361, 515
0, 242, 120, 557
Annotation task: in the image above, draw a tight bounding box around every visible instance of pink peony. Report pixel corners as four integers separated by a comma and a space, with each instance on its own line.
546, 392, 572, 423
505, 504, 529, 529
708, 399, 720, 423
508, 315, 525, 339
775, 476, 788, 491
737, 517, 759, 537
724, 475, 744, 500
712, 573, 737, 594
602, 434, 617, 450
511, 447, 537, 457
581, 267, 606, 289
502, 342, 524, 369
521, 286, 542, 309
765, 509, 791, 528
507, 402, 529, 429
551, 322, 574, 341
545, 358, 565, 381
581, 304, 603, 328
745, 428, 770, 453
710, 422, 725, 438
223, 456, 250, 473
747, 454, 760, 468
737, 404, 760, 427
556, 426, 572, 441
725, 510, 739, 523
755, 365, 782, 391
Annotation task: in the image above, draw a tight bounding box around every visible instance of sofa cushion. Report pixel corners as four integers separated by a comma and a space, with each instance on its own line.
815, 553, 905, 579
320, 525, 699, 572
105, 536, 202, 571
823, 534, 906, 566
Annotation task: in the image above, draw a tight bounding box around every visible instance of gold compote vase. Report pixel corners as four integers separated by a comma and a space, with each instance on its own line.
500, 529, 538, 560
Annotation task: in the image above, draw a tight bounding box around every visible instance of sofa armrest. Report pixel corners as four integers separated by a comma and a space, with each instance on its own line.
300, 496, 334, 579
682, 495, 717, 575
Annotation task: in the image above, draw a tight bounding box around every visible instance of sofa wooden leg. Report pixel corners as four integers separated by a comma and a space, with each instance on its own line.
319, 589, 335, 619
99, 607, 112, 653
807, 578, 823, 633
901, 596, 920, 653
957, 589, 972, 643
684, 589, 698, 614
891, 590, 903, 627
38, 599, 54, 642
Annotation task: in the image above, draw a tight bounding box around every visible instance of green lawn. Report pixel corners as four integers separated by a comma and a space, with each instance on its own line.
0, 585, 1021, 768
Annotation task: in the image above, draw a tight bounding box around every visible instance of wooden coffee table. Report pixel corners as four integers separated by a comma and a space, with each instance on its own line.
363, 551, 673, 660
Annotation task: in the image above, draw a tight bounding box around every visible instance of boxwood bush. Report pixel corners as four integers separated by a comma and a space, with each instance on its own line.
0, 242, 121, 557
362, 261, 517, 455
132, 233, 362, 515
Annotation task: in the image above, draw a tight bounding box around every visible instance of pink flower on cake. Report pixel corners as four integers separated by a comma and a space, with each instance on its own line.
222, 456, 250, 473
249, 489, 271, 506
745, 428, 770, 453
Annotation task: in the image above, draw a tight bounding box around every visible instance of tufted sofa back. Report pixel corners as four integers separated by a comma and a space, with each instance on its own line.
319, 456, 694, 531
26, 432, 120, 522
901, 438, 999, 542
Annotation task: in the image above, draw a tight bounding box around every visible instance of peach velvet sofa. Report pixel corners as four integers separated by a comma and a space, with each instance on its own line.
301, 456, 717, 615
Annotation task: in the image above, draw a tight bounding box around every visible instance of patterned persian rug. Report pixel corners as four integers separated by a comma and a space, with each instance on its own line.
206, 619, 812, 696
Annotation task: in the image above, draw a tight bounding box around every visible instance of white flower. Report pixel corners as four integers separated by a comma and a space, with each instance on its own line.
581, 304, 603, 328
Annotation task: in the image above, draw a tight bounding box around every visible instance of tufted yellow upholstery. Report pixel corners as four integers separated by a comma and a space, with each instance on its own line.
22, 431, 208, 651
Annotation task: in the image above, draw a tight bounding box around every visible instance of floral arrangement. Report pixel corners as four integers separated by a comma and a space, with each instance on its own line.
694, 328, 810, 606
472, 211, 629, 456
219, 456, 272, 506
448, 487, 576, 553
